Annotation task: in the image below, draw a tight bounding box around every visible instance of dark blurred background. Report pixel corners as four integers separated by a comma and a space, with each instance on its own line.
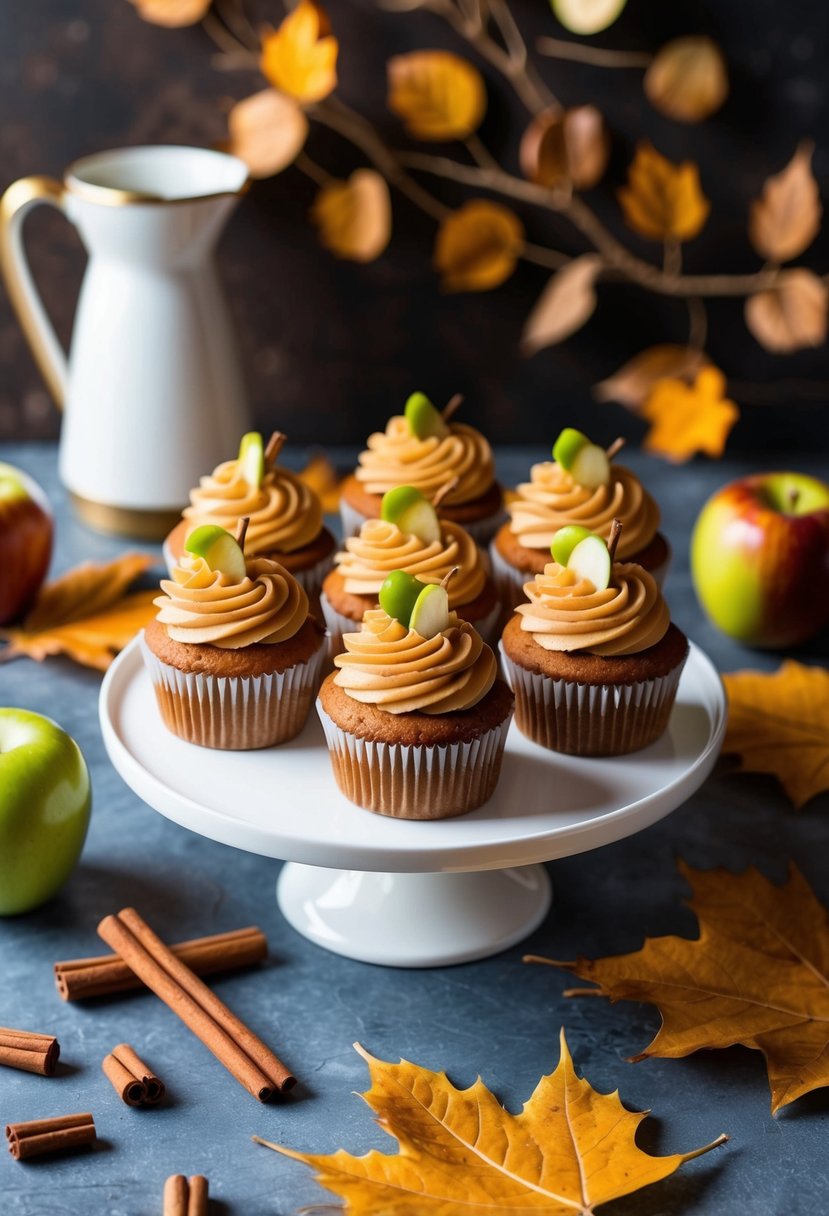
2, 0, 829, 452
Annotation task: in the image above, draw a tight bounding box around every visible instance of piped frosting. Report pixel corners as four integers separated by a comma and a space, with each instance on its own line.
355, 417, 494, 504
335, 519, 485, 606
182, 459, 322, 555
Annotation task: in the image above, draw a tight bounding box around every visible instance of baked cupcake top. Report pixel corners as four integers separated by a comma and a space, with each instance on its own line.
182, 432, 323, 556
354, 392, 495, 506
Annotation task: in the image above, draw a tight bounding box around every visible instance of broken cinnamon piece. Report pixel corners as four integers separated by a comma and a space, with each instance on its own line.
6, 1113, 96, 1160
264, 431, 286, 467
163, 1173, 208, 1216
0, 1027, 60, 1076
102, 1043, 165, 1107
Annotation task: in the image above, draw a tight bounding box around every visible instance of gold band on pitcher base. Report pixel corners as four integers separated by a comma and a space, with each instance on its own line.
69, 492, 183, 541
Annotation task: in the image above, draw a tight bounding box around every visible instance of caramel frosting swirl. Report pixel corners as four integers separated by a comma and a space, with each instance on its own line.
517, 561, 669, 656
154, 555, 308, 648
335, 520, 486, 606
508, 463, 659, 558
355, 417, 495, 504
182, 458, 323, 554
334, 609, 496, 714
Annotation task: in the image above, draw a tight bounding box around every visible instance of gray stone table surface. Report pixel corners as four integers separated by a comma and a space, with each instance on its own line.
1, 442, 828, 1216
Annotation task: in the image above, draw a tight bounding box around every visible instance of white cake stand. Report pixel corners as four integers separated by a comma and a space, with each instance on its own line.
99, 638, 725, 967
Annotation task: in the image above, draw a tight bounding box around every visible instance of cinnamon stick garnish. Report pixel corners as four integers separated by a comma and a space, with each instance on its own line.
97, 908, 294, 1101
235, 515, 250, 551
102, 1044, 165, 1107
164, 1174, 208, 1216
6, 1113, 96, 1161
605, 437, 625, 460
55, 925, 267, 1002
431, 475, 459, 510
0, 1027, 59, 1076
607, 518, 623, 562
264, 431, 286, 468
441, 393, 463, 422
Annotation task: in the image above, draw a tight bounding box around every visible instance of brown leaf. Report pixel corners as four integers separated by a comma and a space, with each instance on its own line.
644, 36, 728, 123
528, 860, 829, 1113
619, 142, 710, 243
521, 255, 602, 354
434, 200, 524, 293
520, 106, 609, 191
257, 1033, 726, 1213
749, 142, 822, 263
387, 50, 485, 141
594, 344, 708, 408
641, 366, 739, 462
227, 90, 308, 179
311, 169, 391, 262
129, 0, 210, 26
723, 661, 829, 808
745, 269, 827, 352
298, 454, 342, 514
260, 1, 338, 105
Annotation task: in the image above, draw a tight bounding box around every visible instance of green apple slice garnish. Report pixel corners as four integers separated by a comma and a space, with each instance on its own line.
185, 524, 247, 581
567, 534, 611, 590
553, 426, 610, 489
405, 392, 449, 441
238, 432, 265, 489
379, 569, 426, 626
551, 0, 628, 36
381, 486, 442, 544
409, 583, 450, 638
552, 427, 590, 470
550, 524, 594, 566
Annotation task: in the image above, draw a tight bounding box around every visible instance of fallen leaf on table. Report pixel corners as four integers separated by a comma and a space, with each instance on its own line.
722, 660, 829, 808
619, 142, 710, 243
594, 344, 708, 408
745, 269, 827, 353
434, 200, 524, 293
311, 169, 392, 262
227, 90, 308, 179
749, 142, 821, 264
260, 0, 338, 105
641, 366, 739, 462
255, 1032, 726, 1213
387, 50, 485, 141
521, 254, 602, 353
298, 454, 342, 514
0, 554, 157, 671
527, 861, 829, 1113
644, 36, 728, 123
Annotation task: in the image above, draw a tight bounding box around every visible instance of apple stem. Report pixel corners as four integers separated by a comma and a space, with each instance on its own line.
606, 437, 625, 460
432, 476, 460, 509
442, 393, 463, 422
440, 566, 459, 591
607, 518, 622, 562
235, 516, 250, 551
788, 486, 801, 512
264, 432, 286, 468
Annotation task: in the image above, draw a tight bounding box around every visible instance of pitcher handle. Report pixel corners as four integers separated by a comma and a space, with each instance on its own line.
0, 176, 69, 410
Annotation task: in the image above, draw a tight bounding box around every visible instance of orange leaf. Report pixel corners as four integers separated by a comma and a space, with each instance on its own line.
723, 661, 829, 808
129, 0, 210, 26
434, 200, 524, 293
387, 51, 485, 141
644, 36, 728, 123
227, 90, 308, 179
521, 254, 601, 354
261, 1, 338, 105
520, 106, 609, 191
745, 269, 827, 353
298, 454, 342, 514
619, 141, 710, 243
257, 1033, 726, 1213
311, 169, 391, 262
528, 860, 829, 1113
749, 142, 822, 264
641, 366, 738, 462
594, 344, 708, 408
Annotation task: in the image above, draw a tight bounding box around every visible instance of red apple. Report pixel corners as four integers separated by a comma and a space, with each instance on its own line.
0, 463, 53, 625
691, 471, 829, 648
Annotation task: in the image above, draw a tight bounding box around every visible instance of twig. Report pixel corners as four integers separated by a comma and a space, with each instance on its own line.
536, 36, 652, 69
295, 152, 333, 188
465, 133, 501, 172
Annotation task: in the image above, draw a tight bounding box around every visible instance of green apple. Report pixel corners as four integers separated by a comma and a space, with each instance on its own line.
551, 0, 628, 36
185, 525, 247, 581
238, 432, 265, 489
0, 462, 53, 625
379, 570, 426, 626
568, 534, 611, 590
0, 709, 91, 915
409, 583, 450, 638
552, 427, 610, 489
381, 486, 442, 544
551, 524, 593, 566
404, 392, 449, 441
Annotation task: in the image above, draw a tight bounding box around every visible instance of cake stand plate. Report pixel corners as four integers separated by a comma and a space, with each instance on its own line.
100, 639, 725, 967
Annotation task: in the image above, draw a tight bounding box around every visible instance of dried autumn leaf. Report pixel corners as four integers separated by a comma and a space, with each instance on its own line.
129, 0, 210, 26
257, 1032, 726, 1213
260, 0, 338, 105
644, 36, 728, 123
520, 106, 609, 191
227, 90, 308, 179
528, 860, 829, 1112
619, 142, 710, 243
594, 344, 708, 408
641, 366, 738, 462
723, 661, 829, 808
749, 142, 822, 263
434, 200, 524, 293
311, 169, 391, 263
522, 255, 602, 354
387, 51, 486, 141
0, 554, 157, 671
298, 454, 342, 514
745, 269, 827, 353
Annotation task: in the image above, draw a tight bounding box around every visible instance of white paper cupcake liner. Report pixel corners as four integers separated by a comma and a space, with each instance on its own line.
499, 642, 685, 756
141, 633, 326, 750
489, 540, 531, 612
316, 702, 511, 819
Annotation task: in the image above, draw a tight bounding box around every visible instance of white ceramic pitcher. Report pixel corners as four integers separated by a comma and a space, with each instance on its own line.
0, 145, 252, 537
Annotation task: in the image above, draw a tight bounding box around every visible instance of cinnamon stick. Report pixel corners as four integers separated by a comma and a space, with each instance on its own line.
441, 392, 463, 421
97, 908, 294, 1101
6, 1113, 96, 1161
264, 430, 286, 467
54, 925, 268, 1001
164, 1174, 208, 1216
0, 1027, 59, 1076
102, 1043, 165, 1107
607, 518, 623, 562
605, 436, 625, 460
431, 475, 459, 509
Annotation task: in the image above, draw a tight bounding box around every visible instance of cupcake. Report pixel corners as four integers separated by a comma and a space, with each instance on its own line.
317, 572, 514, 819
339, 392, 504, 545
321, 486, 500, 653
143, 522, 326, 750
164, 431, 336, 601
500, 522, 688, 756
491, 428, 670, 610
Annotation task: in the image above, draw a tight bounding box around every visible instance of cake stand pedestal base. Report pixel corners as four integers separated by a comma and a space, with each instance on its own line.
276, 863, 552, 967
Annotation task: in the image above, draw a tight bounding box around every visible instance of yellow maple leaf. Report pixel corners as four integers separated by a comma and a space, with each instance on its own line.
387, 50, 486, 141
256, 1033, 726, 1213
722, 661, 829, 808
311, 169, 392, 262
129, 0, 210, 27
528, 861, 829, 1113
261, 1, 338, 105
434, 199, 524, 293
298, 454, 342, 514
0, 554, 157, 671
641, 366, 738, 462
619, 141, 710, 242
